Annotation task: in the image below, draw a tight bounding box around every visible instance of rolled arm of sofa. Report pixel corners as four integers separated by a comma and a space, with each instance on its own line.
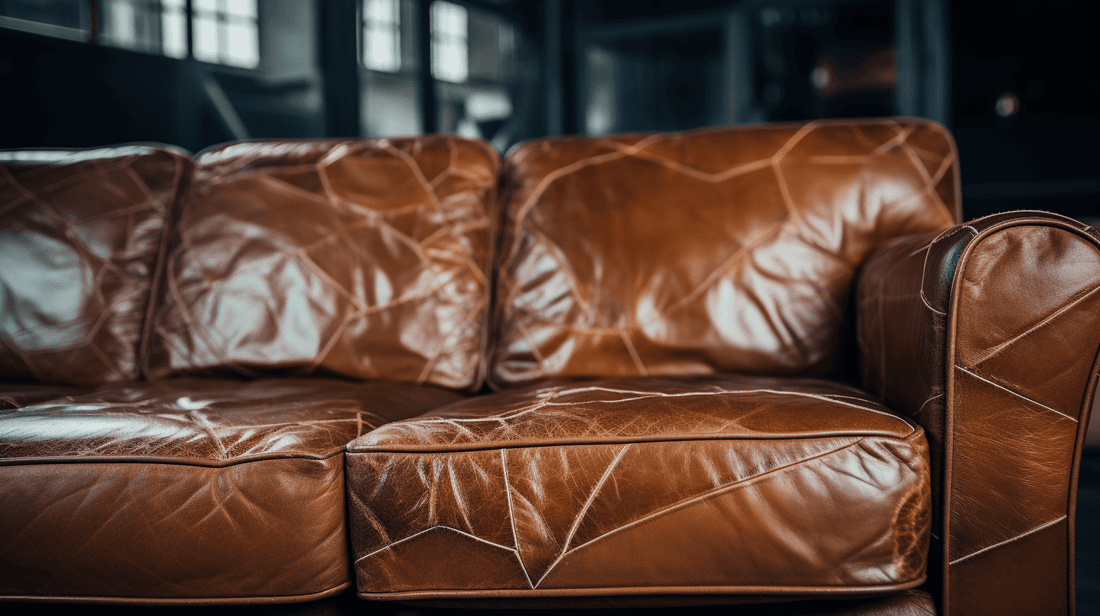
856, 211, 1100, 616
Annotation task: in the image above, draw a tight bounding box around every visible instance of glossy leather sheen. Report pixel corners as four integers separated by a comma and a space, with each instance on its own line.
346, 375, 931, 600
145, 137, 498, 390
857, 211, 1100, 616
0, 147, 190, 384
491, 119, 959, 387
0, 377, 463, 603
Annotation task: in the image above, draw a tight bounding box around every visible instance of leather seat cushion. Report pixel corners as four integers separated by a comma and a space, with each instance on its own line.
0, 377, 463, 604
346, 375, 932, 601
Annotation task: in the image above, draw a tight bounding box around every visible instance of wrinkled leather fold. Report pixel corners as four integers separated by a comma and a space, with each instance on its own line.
145, 136, 498, 390
491, 119, 960, 387
857, 210, 1100, 616
347, 375, 931, 601
0, 378, 463, 603
0, 146, 191, 385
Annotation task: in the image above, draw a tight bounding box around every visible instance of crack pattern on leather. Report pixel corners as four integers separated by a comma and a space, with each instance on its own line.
0, 377, 463, 464
147, 137, 497, 390
0, 147, 189, 384
857, 211, 1100, 616
347, 375, 931, 596
1, 452, 351, 599
0, 377, 463, 601
492, 119, 959, 387
353, 375, 917, 450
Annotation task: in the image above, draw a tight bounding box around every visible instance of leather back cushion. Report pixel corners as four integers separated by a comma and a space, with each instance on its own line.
0, 147, 188, 385
491, 119, 960, 387
146, 137, 498, 390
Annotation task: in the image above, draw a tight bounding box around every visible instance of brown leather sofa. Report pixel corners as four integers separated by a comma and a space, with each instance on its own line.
2, 119, 1097, 616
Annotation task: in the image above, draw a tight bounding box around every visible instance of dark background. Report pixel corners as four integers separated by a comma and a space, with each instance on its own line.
1, 0, 1096, 222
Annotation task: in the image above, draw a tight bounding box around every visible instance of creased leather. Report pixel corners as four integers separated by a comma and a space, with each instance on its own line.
146, 137, 498, 390
857, 210, 1100, 616
0, 377, 463, 602
491, 119, 959, 387
0, 146, 190, 384
347, 375, 931, 599
0, 377, 463, 464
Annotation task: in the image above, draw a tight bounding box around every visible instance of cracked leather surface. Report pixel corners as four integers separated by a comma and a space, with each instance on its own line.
0, 146, 189, 384
857, 210, 1100, 616
145, 136, 497, 390
491, 119, 959, 387
0, 377, 463, 601
347, 375, 931, 599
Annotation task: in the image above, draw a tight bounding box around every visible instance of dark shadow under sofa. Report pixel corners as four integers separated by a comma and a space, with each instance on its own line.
2, 119, 1097, 616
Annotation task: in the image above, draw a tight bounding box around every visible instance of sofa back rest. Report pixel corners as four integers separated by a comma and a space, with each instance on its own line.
0, 146, 190, 385
144, 136, 498, 390
490, 119, 961, 387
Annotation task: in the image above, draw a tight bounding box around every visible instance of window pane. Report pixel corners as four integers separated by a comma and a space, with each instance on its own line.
367, 0, 397, 22
363, 0, 400, 72
431, 1, 467, 82
225, 22, 259, 68
194, 0, 218, 14
193, 15, 219, 62
226, 0, 257, 20
366, 31, 399, 71
362, 0, 421, 137
435, 4, 537, 151
103, 0, 137, 46
162, 9, 187, 58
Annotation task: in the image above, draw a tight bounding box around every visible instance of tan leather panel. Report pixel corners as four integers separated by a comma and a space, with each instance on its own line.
949, 517, 1068, 616
0, 378, 462, 603
946, 220, 1100, 616
352, 375, 917, 451
492, 119, 958, 387
146, 137, 498, 390
954, 225, 1100, 417
0, 458, 348, 601
0, 377, 463, 464
857, 211, 1100, 616
347, 376, 931, 599
0, 147, 190, 384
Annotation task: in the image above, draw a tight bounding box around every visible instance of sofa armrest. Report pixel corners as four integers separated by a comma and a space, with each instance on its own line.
857, 211, 1100, 616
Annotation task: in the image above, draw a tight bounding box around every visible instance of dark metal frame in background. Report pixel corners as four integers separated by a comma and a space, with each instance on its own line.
571, 0, 949, 133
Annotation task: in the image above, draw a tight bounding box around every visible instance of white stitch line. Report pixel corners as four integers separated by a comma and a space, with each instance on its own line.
916, 392, 944, 417
948, 515, 1067, 566
968, 284, 1100, 368
956, 366, 1077, 422
501, 448, 536, 589
535, 444, 631, 588
353, 525, 517, 564
544, 438, 865, 572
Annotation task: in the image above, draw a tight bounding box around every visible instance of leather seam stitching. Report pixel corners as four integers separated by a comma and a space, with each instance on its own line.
947, 515, 1067, 566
